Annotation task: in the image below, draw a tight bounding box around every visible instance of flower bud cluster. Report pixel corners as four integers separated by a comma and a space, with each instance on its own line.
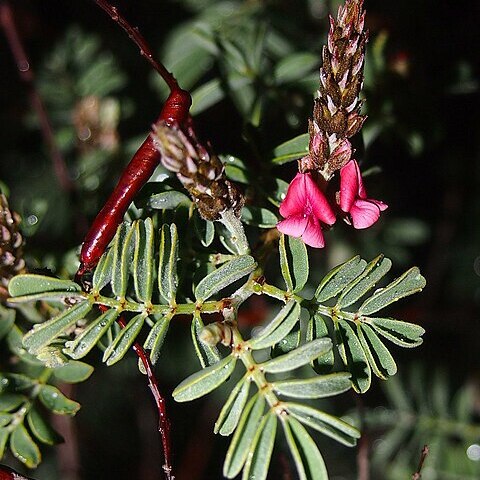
152, 121, 244, 221
300, 0, 367, 180
0, 194, 25, 300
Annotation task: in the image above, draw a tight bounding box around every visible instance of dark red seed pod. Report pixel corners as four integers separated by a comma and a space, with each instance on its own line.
77, 89, 191, 278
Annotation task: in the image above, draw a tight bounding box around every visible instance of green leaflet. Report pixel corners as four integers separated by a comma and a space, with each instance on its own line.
190, 77, 225, 115
191, 312, 220, 368
10, 424, 41, 468
215, 378, 250, 436
248, 301, 301, 350
27, 408, 63, 445
194, 255, 256, 301
285, 402, 360, 447
193, 210, 215, 247
0, 393, 25, 412
0, 373, 34, 393
272, 372, 352, 399
158, 223, 179, 304
103, 313, 146, 366
261, 339, 332, 374
279, 234, 309, 293
133, 218, 155, 303
315, 255, 367, 302
173, 355, 237, 402
359, 266, 426, 315
282, 417, 328, 480
367, 317, 425, 347
149, 190, 191, 210
337, 255, 392, 308
51, 361, 94, 383
307, 314, 334, 373
336, 319, 371, 393
0, 428, 9, 458
242, 411, 277, 480
223, 394, 266, 478
8, 274, 81, 297
357, 323, 397, 379
39, 385, 80, 416
271, 133, 309, 165
64, 308, 118, 359
23, 300, 92, 355
0, 305, 15, 341
271, 324, 301, 357
92, 247, 114, 293
111, 222, 135, 298
7, 325, 43, 365
274, 52, 319, 84
144, 315, 171, 366
241, 205, 278, 228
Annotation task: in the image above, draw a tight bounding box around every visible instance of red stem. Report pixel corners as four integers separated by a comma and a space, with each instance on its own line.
92, 0, 179, 92
0, 1, 73, 193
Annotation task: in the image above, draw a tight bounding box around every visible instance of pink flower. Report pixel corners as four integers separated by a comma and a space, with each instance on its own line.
339, 160, 388, 229
277, 172, 336, 248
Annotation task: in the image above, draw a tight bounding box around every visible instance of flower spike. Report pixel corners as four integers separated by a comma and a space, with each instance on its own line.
277, 172, 336, 248
338, 160, 387, 229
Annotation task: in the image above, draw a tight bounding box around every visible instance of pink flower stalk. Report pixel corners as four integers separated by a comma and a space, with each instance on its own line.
277, 172, 336, 248
339, 160, 388, 229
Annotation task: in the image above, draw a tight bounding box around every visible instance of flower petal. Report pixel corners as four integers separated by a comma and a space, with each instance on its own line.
304, 174, 336, 225
349, 199, 381, 229
277, 215, 308, 237
279, 173, 308, 218
339, 160, 360, 211
370, 199, 388, 211
301, 216, 326, 248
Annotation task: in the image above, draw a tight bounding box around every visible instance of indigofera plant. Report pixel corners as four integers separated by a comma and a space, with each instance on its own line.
1, 0, 427, 478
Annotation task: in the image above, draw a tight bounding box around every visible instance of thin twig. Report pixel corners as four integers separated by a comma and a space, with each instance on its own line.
117, 316, 174, 480
412, 445, 429, 480
0, 1, 73, 193
91, 0, 179, 92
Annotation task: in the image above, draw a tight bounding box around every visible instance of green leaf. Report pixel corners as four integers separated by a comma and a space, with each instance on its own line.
261, 339, 332, 374
215, 378, 250, 436
368, 317, 425, 347
173, 355, 236, 402
149, 191, 191, 210
241, 206, 278, 228
271, 133, 309, 165
8, 274, 81, 297
0, 305, 15, 341
283, 417, 328, 480
190, 78, 225, 115
357, 323, 397, 379
194, 255, 256, 301
267, 177, 289, 207
111, 222, 135, 298
248, 301, 301, 350
158, 223, 179, 305
103, 314, 145, 366
92, 247, 114, 293
193, 210, 215, 247
10, 424, 41, 468
273, 372, 351, 399
279, 234, 309, 293
133, 218, 155, 303
64, 308, 118, 359
271, 324, 301, 357
286, 402, 360, 447
242, 412, 277, 480
0, 413, 12, 428
191, 312, 220, 368
315, 256, 367, 302
7, 291, 85, 303
0, 373, 34, 393
23, 300, 92, 355
337, 255, 391, 308
307, 314, 334, 373
39, 385, 80, 416
0, 428, 8, 458
27, 408, 63, 445
144, 315, 171, 366
52, 361, 94, 383
274, 52, 319, 84
359, 267, 426, 315
6, 325, 42, 365
337, 320, 371, 393
0, 393, 26, 412
223, 394, 265, 478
